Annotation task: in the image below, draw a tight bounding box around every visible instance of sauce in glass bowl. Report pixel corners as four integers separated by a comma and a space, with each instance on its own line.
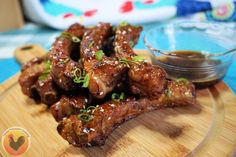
152, 50, 231, 87
144, 22, 236, 87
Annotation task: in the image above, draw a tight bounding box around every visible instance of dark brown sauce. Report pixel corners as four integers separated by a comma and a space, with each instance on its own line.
154, 50, 226, 87
158, 50, 221, 68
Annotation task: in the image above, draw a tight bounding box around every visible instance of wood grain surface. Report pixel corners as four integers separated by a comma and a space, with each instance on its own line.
0, 45, 236, 157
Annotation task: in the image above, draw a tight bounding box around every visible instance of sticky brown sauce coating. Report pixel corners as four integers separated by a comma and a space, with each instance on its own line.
19, 22, 197, 147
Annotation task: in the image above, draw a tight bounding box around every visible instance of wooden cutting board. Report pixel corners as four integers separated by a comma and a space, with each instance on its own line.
0, 45, 236, 157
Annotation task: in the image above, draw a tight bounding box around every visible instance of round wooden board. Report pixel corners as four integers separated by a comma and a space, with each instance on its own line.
0, 46, 235, 157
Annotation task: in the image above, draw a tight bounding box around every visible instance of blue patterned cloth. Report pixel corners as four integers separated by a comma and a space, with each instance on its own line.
0, 22, 236, 93
21, 0, 236, 29
177, 0, 236, 22
177, 0, 212, 16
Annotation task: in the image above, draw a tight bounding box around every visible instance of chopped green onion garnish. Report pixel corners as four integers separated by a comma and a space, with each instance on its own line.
119, 21, 129, 27
77, 113, 94, 122
118, 56, 144, 67
60, 58, 70, 64
120, 92, 125, 100
132, 56, 144, 62
61, 32, 80, 43
86, 106, 97, 112
38, 73, 48, 81
89, 41, 94, 48
118, 58, 130, 67
80, 106, 97, 114
95, 50, 104, 61
129, 41, 134, 47
72, 36, 80, 43
164, 88, 172, 98
111, 93, 119, 102
61, 32, 71, 38
73, 68, 83, 83
80, 109, 87, 113
82, 73, 90, 88
38, 60, 51, 81
73, 78, 84, 84
111, 92, 125, 102
45, 60, 51, 69
176, 78, 188, 85
77, 105, 99, 122
73, 68, 90, 88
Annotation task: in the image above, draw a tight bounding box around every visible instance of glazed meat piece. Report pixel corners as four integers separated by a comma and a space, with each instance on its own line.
88, 57, 127, 99
19, 58, 45, 98
113, 24, 166, 99
114, 24, 142, 59
80, 22, 112, 65
18, 22, 197, 149
19, 56, 60, 105
86, 23, 143, 99
80, 23, 128, 99
49, 23, 85, 91
35, 75, 59, 106
21, 57, 44, 71
57, 98, 138, 147
57, 80, 196, 147
158, 79, 196, 106
113, 24, 165, 99
128, 62, 167, 99
50, 95, 88, 122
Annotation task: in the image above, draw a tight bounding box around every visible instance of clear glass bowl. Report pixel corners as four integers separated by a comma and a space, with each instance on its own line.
144, 22, 236, 87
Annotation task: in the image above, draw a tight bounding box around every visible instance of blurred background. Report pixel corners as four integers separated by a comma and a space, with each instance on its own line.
0, 0, 236, 90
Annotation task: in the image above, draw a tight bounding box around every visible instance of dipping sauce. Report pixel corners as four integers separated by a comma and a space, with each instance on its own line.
153, 50, 229, 87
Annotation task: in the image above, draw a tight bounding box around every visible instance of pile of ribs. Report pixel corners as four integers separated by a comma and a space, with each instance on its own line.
19, 22, 196, 147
